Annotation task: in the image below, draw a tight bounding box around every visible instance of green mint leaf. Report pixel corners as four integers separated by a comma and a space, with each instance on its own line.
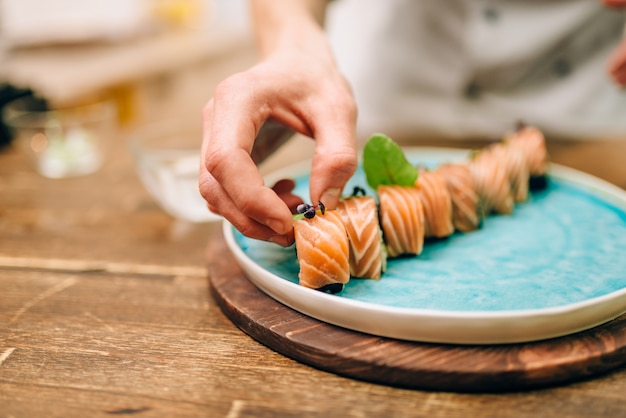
362, 133, 418, 189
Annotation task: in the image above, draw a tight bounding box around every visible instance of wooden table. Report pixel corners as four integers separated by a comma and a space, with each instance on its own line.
1, 132, 626, 417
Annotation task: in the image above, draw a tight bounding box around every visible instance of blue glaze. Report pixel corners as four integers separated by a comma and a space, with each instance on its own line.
234, 164, 626, 312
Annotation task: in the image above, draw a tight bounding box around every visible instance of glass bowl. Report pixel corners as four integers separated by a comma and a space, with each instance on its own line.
2, 96, 117, 178
129, 120, 221, 223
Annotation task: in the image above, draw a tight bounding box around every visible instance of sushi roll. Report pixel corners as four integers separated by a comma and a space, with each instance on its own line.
294, 209, 350, 293
336, 196, 386, 280
415, 168, 455, 239
469, 145, 515, 215
377, 185, 425, 258
505, 124, 549, 190
435, 162, 483, 232
490, 142, 530, 203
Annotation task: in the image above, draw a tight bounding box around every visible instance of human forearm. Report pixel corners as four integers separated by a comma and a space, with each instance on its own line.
250, 0, 330, 57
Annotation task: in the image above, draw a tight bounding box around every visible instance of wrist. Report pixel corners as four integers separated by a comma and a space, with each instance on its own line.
251, 0, 329, 58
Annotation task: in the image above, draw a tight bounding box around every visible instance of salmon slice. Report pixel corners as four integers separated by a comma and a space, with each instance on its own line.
337, 196, 386, 280
469, 145, 515, 215
415, 168, 455, 238
377, 185, 425, 258
436, 162, 483, 232
294, 210, 350, 292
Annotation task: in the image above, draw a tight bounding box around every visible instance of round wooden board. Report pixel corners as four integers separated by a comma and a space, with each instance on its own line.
207, 231, 626, 392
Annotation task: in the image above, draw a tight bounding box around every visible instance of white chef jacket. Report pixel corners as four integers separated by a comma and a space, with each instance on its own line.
326, 0, 626, 143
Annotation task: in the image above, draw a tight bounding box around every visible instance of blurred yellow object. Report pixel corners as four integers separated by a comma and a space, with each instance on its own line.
109, 85, 136, 126
152, 0, 205, 30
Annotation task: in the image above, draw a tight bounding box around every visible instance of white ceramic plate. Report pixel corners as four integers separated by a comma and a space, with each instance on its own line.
223, 148, 626, 344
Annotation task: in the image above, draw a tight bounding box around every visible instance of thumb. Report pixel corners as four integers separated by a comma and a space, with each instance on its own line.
303, 73, 359, 209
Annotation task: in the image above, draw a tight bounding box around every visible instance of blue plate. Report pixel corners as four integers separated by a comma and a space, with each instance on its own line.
224, 148, 626, 344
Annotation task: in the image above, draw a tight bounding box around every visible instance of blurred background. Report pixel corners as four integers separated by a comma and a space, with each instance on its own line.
0, 0, 258, 223
1, 0, 253, 130
1, 1, 625, 223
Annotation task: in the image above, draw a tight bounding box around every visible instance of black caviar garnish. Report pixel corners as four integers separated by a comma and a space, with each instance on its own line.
529, 175, 548, 191
297, 203, 311, 214
297, 201, 325, 219
317, 283, 344, 294
352, 186, 367, 196
303, 208, 316, 219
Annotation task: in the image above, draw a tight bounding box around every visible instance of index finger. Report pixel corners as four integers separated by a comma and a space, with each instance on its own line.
203, 84, 294, 236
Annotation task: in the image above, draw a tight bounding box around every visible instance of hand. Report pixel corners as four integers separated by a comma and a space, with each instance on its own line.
199, 47, 357, 246
602, 0, 626, 85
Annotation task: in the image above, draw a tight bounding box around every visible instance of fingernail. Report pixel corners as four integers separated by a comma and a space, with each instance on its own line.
320, 188, 341, 207
267, 218, 289, 235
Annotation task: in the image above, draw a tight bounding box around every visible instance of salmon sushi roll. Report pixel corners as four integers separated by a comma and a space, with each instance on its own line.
337, 196, 386, 280
415, 168, 455, 238
377, 185, 425, 258
469, 145, 515, 215
505, 124, 549, 190
435, 162, 483, 232
490, 142, 530, 203
294, 210, 350, 293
